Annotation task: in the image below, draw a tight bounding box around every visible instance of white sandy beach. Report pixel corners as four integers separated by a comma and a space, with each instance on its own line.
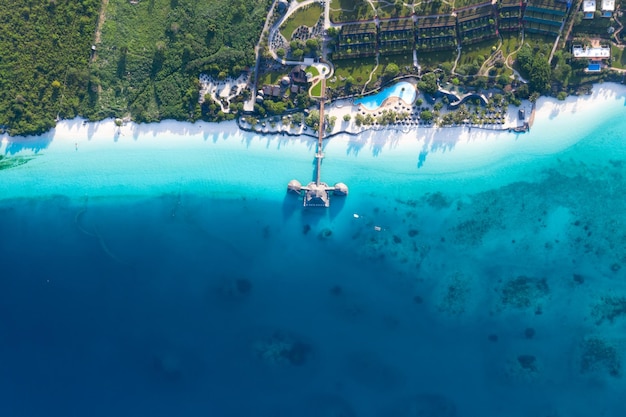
1, 83, 625, 201
3, 83, 624, 155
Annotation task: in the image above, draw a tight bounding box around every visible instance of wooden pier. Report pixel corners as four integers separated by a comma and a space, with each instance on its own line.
315, 78, 325, 186
287, 76, 348, 207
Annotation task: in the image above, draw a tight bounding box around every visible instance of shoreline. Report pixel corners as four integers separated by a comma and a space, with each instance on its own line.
1, 83, 625, 202
2, 83, 624, 151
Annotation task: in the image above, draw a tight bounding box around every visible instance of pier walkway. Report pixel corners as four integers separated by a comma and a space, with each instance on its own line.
287, 78, 348, 207
315, 78, 325, 186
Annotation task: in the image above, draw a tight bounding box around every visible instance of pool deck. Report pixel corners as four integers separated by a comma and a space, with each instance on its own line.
356, 96, 415, 114
354, 81, 417, 112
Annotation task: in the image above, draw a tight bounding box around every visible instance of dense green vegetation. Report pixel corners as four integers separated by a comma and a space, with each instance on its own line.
0, 0, 101, 136
516, 44, 552, 94
93, 0, 270, 123
0, 0, 270, 135
418, 72, 439, 95
2, 0, 623, 136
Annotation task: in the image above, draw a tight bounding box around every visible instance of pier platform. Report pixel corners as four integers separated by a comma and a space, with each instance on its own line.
287, 77, 348, 207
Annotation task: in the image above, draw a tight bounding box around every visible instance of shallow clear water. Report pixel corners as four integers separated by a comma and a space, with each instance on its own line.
1, 89, 626, 416
354, 81, 417, 110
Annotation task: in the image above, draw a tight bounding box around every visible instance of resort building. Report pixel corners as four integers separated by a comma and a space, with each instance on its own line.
456, 2, 498, 46
582, 0, 596, 18
290, 65, 308, 84
523, 0, 568, 36
572, 45, 611, 72
498, 0, 523, 32
378, 19, 415, 56
334, 23, 377, 59
572, 45, 611, 59
262, 84, 283, 98
601, 0, 615, 17
415, 15, 457, 52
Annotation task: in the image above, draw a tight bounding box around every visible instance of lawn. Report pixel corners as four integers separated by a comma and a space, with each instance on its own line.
459, 39, 499, 65
280, 3, 323, 40
501, 33, 522, 56
453, 0, 494, 8
572, 16, 613, 38
328, 57, 382, 89
380, 52, 415, 71
259, 71, 286, 86
524, 33, 556, 50
310, 80, 323, 97
330, 0, 375, 23
306, 66, 320, 78
416, 50, 457, 71
374, 1, 413, 18
611, 45, 625, 70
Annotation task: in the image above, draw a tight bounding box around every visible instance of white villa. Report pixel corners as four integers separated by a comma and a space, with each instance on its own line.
601, 0, 615, 17
572, 45, 611, 72
582, 0, 596, 18
572, 45, 611, 59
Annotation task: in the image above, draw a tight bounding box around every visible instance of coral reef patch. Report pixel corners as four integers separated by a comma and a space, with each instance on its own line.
591, 295, 626, 325
252, 331, 312, 366
580, 337, 621, 377
499, 276, 550, 310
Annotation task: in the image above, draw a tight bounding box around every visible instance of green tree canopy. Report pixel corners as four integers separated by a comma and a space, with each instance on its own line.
516, 45, 552, 94
384, 63, 400, 78
420, 110, 434, 122
418, 72, 439, 95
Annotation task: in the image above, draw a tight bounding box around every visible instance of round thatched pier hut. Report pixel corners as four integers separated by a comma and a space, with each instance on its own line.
287, 180, 348, 208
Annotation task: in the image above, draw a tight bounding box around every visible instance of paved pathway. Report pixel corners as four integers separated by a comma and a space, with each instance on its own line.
246, 0, 280, 111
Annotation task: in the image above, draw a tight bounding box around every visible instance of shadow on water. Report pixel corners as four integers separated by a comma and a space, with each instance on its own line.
87, 121, 96, 140
282, 193, 300, 220
328, 192, 347, 220
346, 135, 367, 156
301, 205, 328, 230
311, 155, 319, 183
417, 149, 428, 168
4, 136, 53, 155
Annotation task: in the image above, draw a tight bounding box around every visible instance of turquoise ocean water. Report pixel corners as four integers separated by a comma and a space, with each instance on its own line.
1, 88, 626, 416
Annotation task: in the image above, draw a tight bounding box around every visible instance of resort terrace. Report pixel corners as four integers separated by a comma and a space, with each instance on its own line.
416, 15, 457, 30
456, 3, 498, 45
379, 19, 415, 37
456, 2, 496, 22
415, 15, 458, 51
523, 0, 567, 35
498, 0, 523, 31
379, 19, 415, 55
336, 23, 377, 59
525, 0, 569, 15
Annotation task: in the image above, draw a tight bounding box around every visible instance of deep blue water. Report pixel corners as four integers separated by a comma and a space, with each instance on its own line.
1, 175, 626, 416
2, 92, 626, 416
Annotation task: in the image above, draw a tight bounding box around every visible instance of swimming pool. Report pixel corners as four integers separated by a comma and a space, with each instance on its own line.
355, 81, 417, 111
587, 63, 601, 72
